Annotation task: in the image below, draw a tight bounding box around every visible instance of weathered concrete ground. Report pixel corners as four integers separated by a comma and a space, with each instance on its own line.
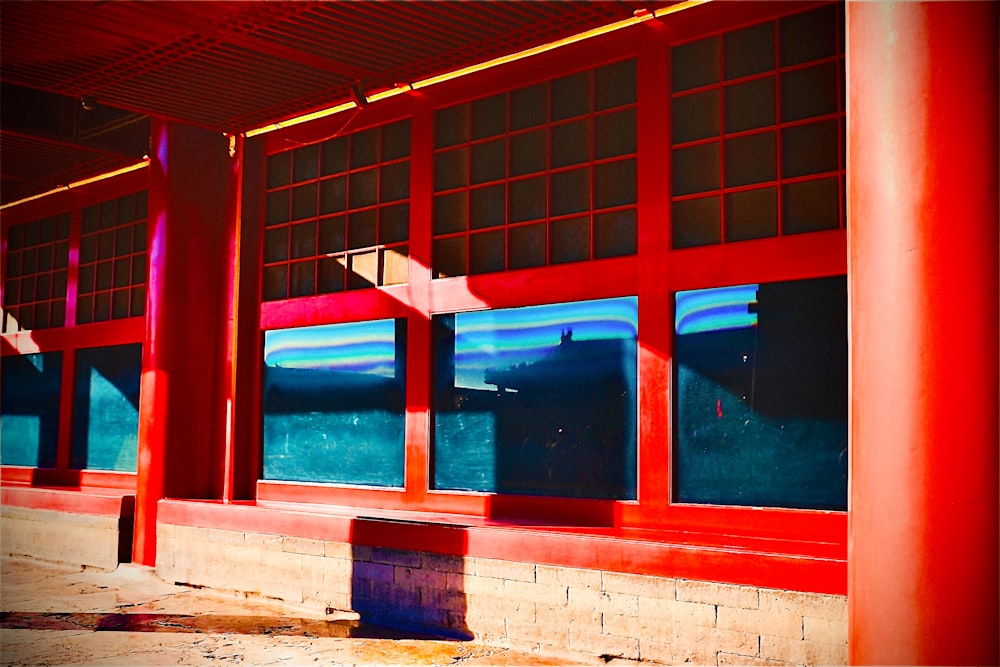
0, 556, 628, 666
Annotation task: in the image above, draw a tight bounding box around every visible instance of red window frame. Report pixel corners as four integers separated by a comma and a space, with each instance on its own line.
1, 170, 148, 491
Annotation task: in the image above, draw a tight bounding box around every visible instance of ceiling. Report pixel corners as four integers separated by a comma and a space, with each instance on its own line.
1, 0, 667, 207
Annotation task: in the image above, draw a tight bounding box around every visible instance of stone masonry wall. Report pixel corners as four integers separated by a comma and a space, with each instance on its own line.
1, 505, 123, 571
156, 523, 847, 666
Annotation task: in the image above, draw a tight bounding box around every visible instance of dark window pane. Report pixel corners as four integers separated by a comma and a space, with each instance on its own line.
595, 109, 637, 159
6, 251, 22, 278
594, 159, 637, 209
40, 217, 55, 243
781, 63, 839, 122
54, 242, 68, 270
381, 119, 411, 161
70, 344, 141, 471
551, 119, 591, 168
321, 137, 348, 175
34, 302, 50, 329
672, 36, 719, 92
435, 104, 470, 148
77, 295, 93, 324
98, 231, 115, 260
725, 77, 776, 133
36, 245, 53, 272
724, 22, 774, 80
673, 196, 721, 248
471, 139, 506, 184
133, 223, 147, 252
262, 264, 288, 301
290, 260, 316, 297
348, 250, 378, 290
262, 320, 406, 486
379, 204, 409, 244
319, 216, 347, 254
380, 162, 410, 203
267, 190, 290, 226
320, 176, 347, 214
21, 248, 37, 274
469, 230, 505, 274
510, 176, 546, 223
291, 221, 317, 259
673, 277, 848, 509
268, 152, 292, 187
52, 299, 66, 326
595, 59, 636, 110
550, 215, 590, 264
672, 142, 720, 196
434, 148, 468, 192
510, 83, 548, 130
317, 256, 346, 294
35, 273, 52, 301
55, 213, 71, 239
471, 94, 507, 140
725, 132, 776, 187
470, 184, 506, 230
130, 286, 146, 317
550, 167, 590, 217
508, 224, 546, 270
434, 192, 468, 235
351, 128, 379, 168
115, 226, 133, 257
349, 169, 378, 209
135, 190, 148, 219
82, 207, 99, 233
725, 187, 778, 241
433, 298, 638, 499
5, 279, 20, 306
25, 222, 41, 246
783, 177, 840, 234
293, 144, 319, 182
510, 129, 547, 176
552, 71, 591, 121
53, 271, 68, 298
20, 276, 35, 303
0, 352, 62, 467
99, 202, 116, 229
93, 292, 111, 322
78, 265, 95, 295
96, 262, 113, 291
131, 257, 146, 285
781, 4, 838, 67
112, 288, 130, 319
79, 236, 97, 265
782, 120, 840, 178
347, 209, 377, 249
113, 258, 131, 288
434, 237, 466, 278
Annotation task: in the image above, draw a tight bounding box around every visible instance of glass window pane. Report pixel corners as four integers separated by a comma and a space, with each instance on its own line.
508, 224, 546, 270
510, 129, 547, 177
381, 119, 411, 161
130, 287, 145, 317
93, 292, 111, 322
725, 78, 776, 133
594, 159, 636, 209
594, 209, 637, 259
380, 162, 410, 203
781, 63, 839, 122
113, 258, 131, 288
672, 36, 719, 92
348, 169, 378, 209
672, 142, 720, 196
595, 59, 636, 110
470, 184, 506, 230
469, 230, 505, 274
509, 176, 546, 223
435, 104, 470, 148
317, 256, 346, 294
291, 221, 317, 259
434, 237, 466, 278
724, 22, 774, 80
725, 131, 776, 187
267, 190, 290, 226
262, 264, 288, 301
595, 109, 636, 159
783, 177, 840, 234
263, 320, 406, 487
320, 176, 347, 214
318, 216, 346, 254
321, 137, 348, 175
510, 83, 548, 130
379, 203, 409, 244
434, 148, 468, 192
550, 167, 590, 217
290, 260, 316, 297
471, 139, 505, 184
551, 119, 591, 168
550, 215, 590, 264
471, 94, 507, 140
71, 344, 141, 472
1, 351, 62, 467
347, 209, 377, 250
433, 298, 638, 499
781, 4, 838, 67
96, 262, 113, 291
672, 196, 721, 248
351, 128, 379, 168
782, 119, 840, 178
434, 192, 468, 235
268, 152, 291, 187
673, 277, 848, 509
293, 144, 319, 182
725, 187, 778, 241
673, 90, 720, 145
348, 251, 377, 290
551, 70, 591, 121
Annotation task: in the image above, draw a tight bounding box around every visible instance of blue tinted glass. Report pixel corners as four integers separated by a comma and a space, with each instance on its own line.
674, 276, 848, 510
0, 352, 61, 467
434, 298, 638, 499
71, 344, 141, 471
263, 319, 406, 487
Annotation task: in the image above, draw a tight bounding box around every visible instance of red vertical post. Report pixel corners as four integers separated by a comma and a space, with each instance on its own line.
847, 2, 999, 664
133, 120, 234, 565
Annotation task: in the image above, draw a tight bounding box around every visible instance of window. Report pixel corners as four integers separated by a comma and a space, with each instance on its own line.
0, 351, 62, 467
78, 192, 148, 323
2, 213, 70, 333
263, 119, 411, 300
433, 297, 638, 499
673, 276, 848, 510
670, 4, 844, 248
433, 60, 637, 277
71, 344, 142, 472
262, 319, 407, 486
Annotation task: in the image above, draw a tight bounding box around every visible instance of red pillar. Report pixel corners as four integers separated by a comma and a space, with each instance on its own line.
847, 2, 999, 664
133, 121, 235, 565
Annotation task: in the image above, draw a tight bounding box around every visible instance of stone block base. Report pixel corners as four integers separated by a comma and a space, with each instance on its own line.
1, 505, 127, 571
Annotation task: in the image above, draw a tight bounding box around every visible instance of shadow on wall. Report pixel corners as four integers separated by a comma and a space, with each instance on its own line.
350, 517, 472, 640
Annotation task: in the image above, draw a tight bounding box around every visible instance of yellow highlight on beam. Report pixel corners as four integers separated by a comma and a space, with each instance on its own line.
1, 159, 150, 212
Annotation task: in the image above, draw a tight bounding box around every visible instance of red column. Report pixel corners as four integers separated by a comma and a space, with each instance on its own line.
847, 2, 999, 664
133, 121, 235, 565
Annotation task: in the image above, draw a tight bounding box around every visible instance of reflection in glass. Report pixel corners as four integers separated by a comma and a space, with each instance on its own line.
263, 319, 406, 487
673, 277, 848, 510
72, 344, 141, 471
0, 352, 62, 467
434, 298, 638, 499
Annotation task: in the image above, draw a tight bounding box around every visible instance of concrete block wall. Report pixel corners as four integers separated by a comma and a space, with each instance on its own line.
156, 523, 847, 666
1, 505, 123, 571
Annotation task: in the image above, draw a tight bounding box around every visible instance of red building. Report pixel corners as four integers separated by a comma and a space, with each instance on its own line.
1, 2, 996, 664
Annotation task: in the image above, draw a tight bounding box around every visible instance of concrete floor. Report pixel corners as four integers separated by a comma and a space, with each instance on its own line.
0, 556, 623, 666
